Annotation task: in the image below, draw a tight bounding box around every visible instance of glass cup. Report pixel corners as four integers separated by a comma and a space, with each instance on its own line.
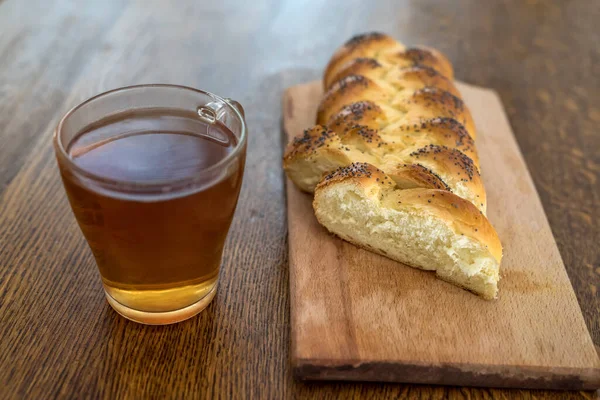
53, 85, 247, 325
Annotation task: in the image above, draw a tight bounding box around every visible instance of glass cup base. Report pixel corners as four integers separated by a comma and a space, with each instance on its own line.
104, 282, 218, 325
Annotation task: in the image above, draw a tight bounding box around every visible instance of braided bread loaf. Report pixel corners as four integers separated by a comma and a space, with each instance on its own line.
283, 33, 502, 299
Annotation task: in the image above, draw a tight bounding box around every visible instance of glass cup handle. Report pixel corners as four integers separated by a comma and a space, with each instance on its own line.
198, 98, 245, 125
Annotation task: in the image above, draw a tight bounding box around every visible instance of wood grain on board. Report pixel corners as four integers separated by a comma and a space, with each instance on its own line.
283, 80, 600, 389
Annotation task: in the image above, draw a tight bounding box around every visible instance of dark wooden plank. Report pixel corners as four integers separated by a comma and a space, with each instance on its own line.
0, 0, 128, 193
0, 0, 598, 399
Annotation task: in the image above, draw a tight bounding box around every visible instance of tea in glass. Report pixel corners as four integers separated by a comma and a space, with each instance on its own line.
54, 85, 246, 324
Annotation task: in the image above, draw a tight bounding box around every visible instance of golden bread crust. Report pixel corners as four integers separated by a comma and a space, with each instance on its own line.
317, 78, 475, 140
385, 163, 451, 191
324, 33, 454, 89
284, 117, 485, 210
404, 144, 486, 211
384, 46, 454, 79
327, 101, 387, 132
284, 33, 502, 298
317, 75, 385, 125
315, 162, 501, 263
404, 87, 476, 139
324, 33, 404, 88
327, 62, 460, 98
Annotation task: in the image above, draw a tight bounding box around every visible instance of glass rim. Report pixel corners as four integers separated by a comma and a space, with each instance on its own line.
53, 84, 247, 192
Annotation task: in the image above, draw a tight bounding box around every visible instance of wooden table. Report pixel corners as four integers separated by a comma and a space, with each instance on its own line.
0, 0, 598, 398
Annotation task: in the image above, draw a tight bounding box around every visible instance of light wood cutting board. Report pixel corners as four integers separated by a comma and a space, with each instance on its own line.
283, 80, 600, 389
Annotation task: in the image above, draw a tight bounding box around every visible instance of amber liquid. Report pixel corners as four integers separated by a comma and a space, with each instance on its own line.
59, 110, 244, 321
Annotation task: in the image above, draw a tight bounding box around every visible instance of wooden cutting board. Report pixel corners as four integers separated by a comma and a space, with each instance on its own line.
283, 80, 600, 390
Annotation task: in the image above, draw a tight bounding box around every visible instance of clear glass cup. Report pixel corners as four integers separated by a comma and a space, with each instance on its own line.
53, 84, 247, 324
